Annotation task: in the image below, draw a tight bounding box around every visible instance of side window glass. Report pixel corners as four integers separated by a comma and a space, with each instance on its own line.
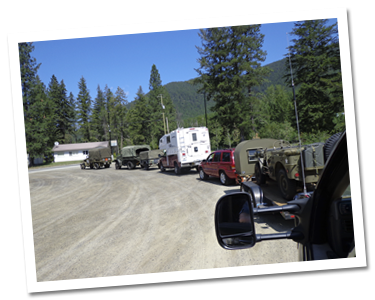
166, 136, 171, 143
213, 153, 221, 162
222, 152, 230, 162
247, 149, 258, 162
208, 153, 214, 162
192, 133, 197, 141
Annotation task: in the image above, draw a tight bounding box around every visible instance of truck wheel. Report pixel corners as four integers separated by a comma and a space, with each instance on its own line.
115, 162, 121, 169
255, 163, 266, 184
324, 132, 342, 161
160, 163, 165, 172
127, 161, 135, 169
90, 164, 93, 169
94, 163, 99, 170
199, 168, 209, 180
174, 162, 181, 175
277, 168, 296, 199
144, 164, 150, 170
80, 164, 85, 170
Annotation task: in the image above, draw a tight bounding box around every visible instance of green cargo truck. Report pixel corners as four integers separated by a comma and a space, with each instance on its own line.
80, 147, 112, 170
113, 145, 150, 169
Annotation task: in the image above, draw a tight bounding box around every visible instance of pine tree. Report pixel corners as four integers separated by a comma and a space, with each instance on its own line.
65, 92, 78, 143
76, 76, 92, 142
112, 87, 129, 150
287, 19, 343, 133
91, 85, 107, 141
148, 64, 176, 147
195, 25, 270, 141
127, 86, 150, 145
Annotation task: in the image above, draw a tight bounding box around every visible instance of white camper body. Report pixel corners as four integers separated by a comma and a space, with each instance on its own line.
158, 127, 211, 174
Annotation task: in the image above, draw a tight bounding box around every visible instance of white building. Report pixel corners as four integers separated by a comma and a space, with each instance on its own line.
52, 141, 110, 163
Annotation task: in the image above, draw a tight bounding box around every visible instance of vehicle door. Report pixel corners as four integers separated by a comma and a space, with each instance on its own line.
211, 152, 221, 177
220, 151, 232, 175
204, 152, 216, 175
186, 129, 204, 159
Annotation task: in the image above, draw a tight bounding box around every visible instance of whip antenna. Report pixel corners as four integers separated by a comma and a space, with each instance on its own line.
287, 32, 307, 196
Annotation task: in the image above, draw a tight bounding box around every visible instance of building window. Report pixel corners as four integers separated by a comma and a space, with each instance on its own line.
69, 152, 73, 156
83, 150, 88, 155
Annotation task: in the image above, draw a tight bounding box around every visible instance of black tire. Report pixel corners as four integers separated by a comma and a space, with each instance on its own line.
94, 163, 100, 170
174, 162, 181, 175
219, 171, 230, 186
127, 161, 135, 169
80, 164, 85, 170
90, 164, 93, 169
277, 168, 296, 199
115, 162, 121, 169
160, 163, 165, 172
255, 163, 266, 184
199, 168, 209, 180
144, 164, 150, 170
324, 132, 342, 161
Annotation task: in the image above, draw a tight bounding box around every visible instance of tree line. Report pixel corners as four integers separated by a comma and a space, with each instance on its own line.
20, 19, 345, 165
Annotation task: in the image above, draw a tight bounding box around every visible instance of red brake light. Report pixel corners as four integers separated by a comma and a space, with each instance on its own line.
295, 173, 299, 178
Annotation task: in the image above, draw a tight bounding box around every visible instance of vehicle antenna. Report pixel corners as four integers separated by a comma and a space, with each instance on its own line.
287, 32, 307, 196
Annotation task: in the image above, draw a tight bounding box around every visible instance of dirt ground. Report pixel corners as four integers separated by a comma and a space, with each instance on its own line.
28, 164, 299, 282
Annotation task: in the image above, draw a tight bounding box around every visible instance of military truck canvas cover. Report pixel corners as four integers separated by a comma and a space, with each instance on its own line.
139, 149, 164, 161
121, 145, 150, 158
89, 147, 111, 161
234, 138, 278, 176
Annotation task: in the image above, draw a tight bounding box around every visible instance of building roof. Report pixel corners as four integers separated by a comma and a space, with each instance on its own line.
52, 141, 110, 152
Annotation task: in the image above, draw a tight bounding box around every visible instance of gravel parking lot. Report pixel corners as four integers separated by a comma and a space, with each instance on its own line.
28, 164, 298, 282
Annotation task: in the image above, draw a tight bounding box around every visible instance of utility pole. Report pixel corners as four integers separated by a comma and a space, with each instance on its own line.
158, 94, 167, 135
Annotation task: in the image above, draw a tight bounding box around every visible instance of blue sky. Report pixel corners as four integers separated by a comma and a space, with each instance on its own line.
31, 19, 337, 103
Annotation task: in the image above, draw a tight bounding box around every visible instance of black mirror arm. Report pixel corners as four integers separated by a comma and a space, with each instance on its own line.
256, 231, 303, 242
253, 204, 300, 215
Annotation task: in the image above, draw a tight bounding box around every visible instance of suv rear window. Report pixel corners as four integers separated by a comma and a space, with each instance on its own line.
222, 152, 231, 162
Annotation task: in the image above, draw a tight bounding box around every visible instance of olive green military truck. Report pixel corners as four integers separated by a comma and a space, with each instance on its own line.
252, 134, 340, 200
80, 147, 112, 170
113, 145, 150, 170
139, 149, 164, 170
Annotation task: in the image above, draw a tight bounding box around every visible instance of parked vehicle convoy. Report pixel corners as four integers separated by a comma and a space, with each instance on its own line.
214, 131, 355, 261
80, 146, 112, 170
158, 127, 211, 174
198, 148, 237, 185
139, 149, 164, 170
113, 145, 150, 169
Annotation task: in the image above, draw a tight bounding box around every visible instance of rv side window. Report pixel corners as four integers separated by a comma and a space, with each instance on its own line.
192, 133, 197, 141
247, 149, 258, 162
166, 136, 171, 143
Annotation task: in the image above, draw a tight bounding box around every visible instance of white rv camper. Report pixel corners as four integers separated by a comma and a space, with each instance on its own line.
158, 127, 211, 174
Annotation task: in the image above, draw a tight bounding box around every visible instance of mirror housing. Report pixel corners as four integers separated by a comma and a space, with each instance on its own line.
214, 192, 256, 250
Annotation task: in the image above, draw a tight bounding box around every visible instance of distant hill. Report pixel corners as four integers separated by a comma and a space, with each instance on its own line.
161, 58, 290, 120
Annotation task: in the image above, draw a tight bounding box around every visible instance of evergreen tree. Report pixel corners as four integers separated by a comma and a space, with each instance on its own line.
91, 85, 107, 141
287, 19, 343, 133
76, 76, 92, 142
127, 86, 150, 145
195, 25, 270, 141
65, 92, 78, 143
113, 87, 129, 151
148, 64, 176, 148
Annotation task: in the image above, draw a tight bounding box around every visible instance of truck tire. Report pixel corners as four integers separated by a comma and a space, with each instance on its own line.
174, 162, 181, 175
277, 168, 296, 199
199, 168, 209, 180
324, 132, 342, 161
255, 163, 266, 185
115, 162, 121, 169
127, 161, 135, 169
94, 163, 100, 170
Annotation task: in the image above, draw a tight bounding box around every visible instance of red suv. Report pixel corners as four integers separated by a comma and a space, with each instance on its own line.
198, 149, 237, 185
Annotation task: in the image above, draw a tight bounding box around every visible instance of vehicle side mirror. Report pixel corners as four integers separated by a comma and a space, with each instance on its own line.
214, 192, 256, 250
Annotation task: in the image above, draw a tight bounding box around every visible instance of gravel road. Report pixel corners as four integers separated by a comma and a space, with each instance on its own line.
28, 164, 298, 282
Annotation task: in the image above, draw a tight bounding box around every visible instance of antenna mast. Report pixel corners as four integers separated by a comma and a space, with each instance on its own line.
287, 32, 307, 196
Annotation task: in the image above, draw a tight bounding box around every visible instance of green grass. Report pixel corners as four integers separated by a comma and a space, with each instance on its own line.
28, 160, 80, 170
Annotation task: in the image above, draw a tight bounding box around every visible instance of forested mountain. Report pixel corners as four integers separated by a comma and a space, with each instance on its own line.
164, 58, 288, 121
